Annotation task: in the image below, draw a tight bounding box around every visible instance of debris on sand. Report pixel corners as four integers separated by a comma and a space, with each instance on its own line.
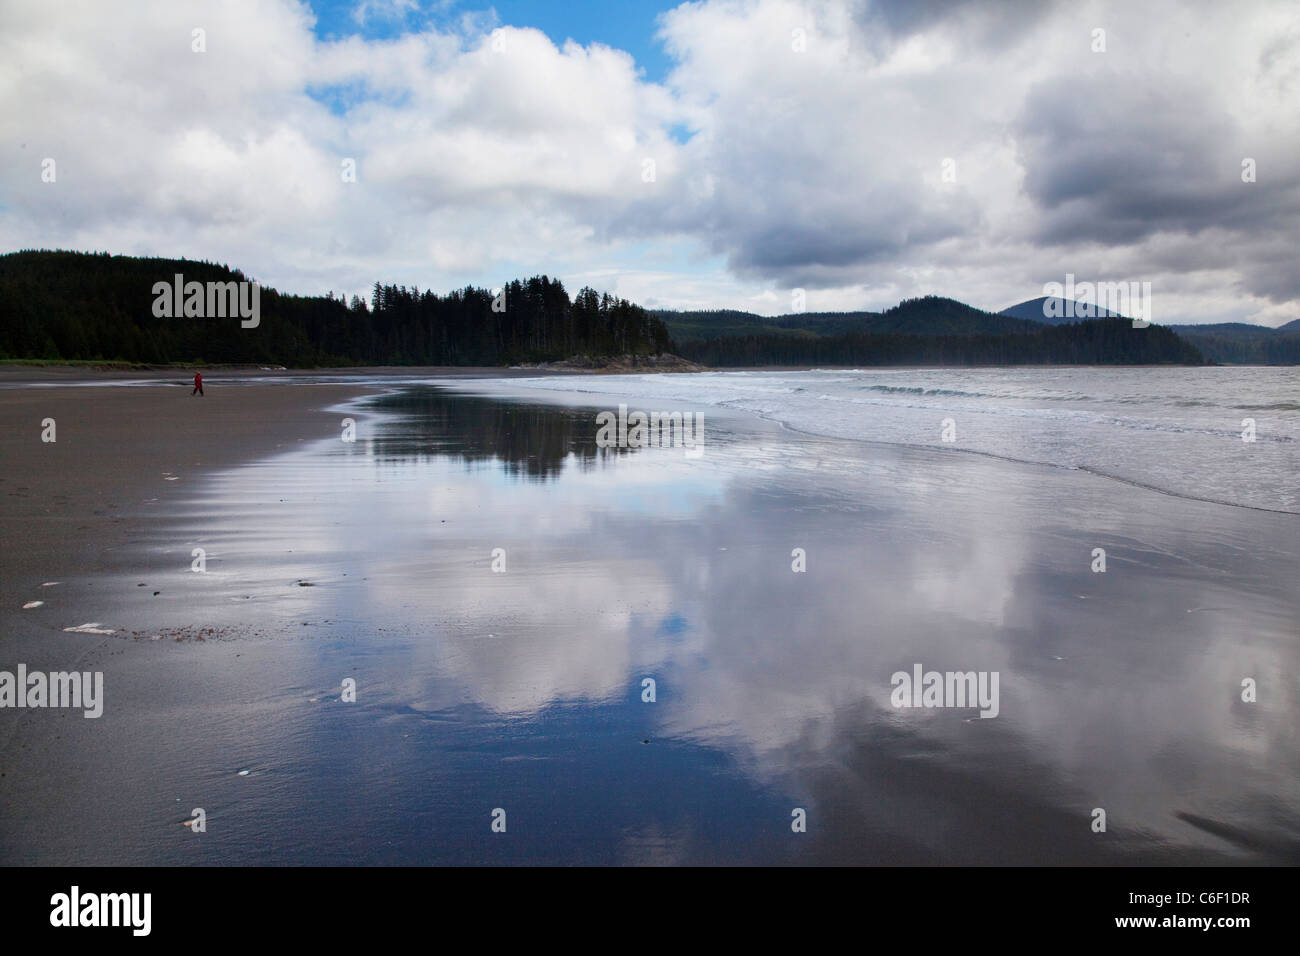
63, 622, 116, 634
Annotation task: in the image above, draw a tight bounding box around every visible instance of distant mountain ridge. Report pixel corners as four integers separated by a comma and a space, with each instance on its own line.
999, 297, 1300, 364
0, 249, 1272, 367
664, 294, 1296, 365
655, 296, 1042, 341
1167, 322, 1280, 341
663, 297, 1200, 366
999, 296, 1123, 325
1165, 321, 1300, 364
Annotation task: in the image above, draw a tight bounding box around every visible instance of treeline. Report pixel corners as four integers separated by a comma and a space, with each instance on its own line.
0, 250, 670, 366
655, 296, 1062, 344
0, 249, 1218, 368
1170, 330, 1300, 365
676, 317, 1205, 366
366, 278, 669, 365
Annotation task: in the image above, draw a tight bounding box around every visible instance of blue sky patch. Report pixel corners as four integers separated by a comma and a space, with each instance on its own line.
307, 0, 679, 83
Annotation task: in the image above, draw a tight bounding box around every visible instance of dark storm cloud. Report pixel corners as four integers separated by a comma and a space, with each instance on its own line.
1017, 74, 1296, 242
1012, 70, 1300, 300
853, 0, 1062, 51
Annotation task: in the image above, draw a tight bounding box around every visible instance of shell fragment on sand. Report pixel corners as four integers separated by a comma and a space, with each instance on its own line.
63, 622, 117, 635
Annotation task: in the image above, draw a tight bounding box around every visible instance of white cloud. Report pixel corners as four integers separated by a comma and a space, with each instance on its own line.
0, 0, 1296, 323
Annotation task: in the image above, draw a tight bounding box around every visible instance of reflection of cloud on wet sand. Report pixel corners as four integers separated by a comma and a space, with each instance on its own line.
187, 386, 1300, 862
638, 460, 1300, 861
370, 558, 677, 715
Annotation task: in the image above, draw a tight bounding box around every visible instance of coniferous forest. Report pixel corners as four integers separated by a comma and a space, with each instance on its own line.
0, 250, 670, 366
0, 249, 1209, 367
674, 318, 1204, 366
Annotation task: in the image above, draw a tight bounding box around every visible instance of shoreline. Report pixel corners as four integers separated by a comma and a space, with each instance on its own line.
0, 365, 597, 386
6, 360, 1280, 388
0, 381, 380, 609
1, 371, 1296, 864
4, 369, 1295, 600
438, 369, 1300, 517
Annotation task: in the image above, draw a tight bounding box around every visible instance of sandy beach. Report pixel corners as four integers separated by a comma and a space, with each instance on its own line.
0, 376, 376, 603
0, 366, 570, 602
1, 370, 1296, 865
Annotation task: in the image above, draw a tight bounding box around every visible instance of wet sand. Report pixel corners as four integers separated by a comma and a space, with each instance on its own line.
0, 366, 569, 601
0, 379, 378, 602
1, 376, 1297, 865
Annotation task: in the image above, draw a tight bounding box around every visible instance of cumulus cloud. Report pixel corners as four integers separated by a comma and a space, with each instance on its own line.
0, 0, 1296, 324
646, 0, 1300, 321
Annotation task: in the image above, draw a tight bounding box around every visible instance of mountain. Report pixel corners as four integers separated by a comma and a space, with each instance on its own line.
1167, 322, 1300, 365
677, 316, 1204, 366
1167, 322, 1280, 341
658, 296, 1039, 343
999, 297, 1300, 363
0, 249, 1211, 368
868, 296, 1042, 335
999, 296, 1123, 325
650, 308, 842, 342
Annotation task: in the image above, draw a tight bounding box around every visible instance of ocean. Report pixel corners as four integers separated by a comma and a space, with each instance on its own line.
461, 367, 1299, 513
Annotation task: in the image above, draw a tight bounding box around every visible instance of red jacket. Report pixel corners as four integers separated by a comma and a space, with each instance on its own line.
194, 373, 202, 386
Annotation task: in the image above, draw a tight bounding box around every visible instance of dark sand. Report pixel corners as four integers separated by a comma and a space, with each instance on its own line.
0, 366, 569, 601
0, 379, 377, 604
1, 374, 1297, 865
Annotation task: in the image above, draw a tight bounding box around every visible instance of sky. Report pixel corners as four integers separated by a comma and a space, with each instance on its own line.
1, 0, 1297, 325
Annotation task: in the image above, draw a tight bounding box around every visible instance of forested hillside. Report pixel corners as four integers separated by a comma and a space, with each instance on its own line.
0, 250, 670, 366
655, 296, 1040, 342
0, 249, 1210, 368
1167, 323, 1300, 364
678, 317, 1204, 366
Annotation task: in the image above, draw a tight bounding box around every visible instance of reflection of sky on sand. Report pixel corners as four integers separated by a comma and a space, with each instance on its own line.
149, 385, 1300, 863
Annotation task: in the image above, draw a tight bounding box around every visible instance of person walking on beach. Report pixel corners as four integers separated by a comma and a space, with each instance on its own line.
192, 371, 204, 397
